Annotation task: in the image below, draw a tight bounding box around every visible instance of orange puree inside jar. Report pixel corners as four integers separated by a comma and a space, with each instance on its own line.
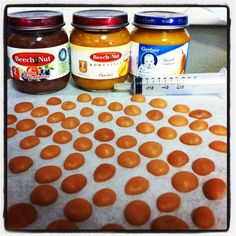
70, 10, 131, 91
131, 28, 190, 46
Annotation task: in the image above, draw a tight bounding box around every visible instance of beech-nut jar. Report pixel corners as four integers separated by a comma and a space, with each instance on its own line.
70, 9, 131, 91
7, 11, 70, 94
130, 11, 190, 78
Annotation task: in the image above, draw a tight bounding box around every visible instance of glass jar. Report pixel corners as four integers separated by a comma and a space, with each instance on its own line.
130, 11, 190, 78
70, 9, 131, 91
7, 10, 70, 94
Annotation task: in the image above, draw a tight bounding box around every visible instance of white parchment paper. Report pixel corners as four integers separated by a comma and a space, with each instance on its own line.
7, 79, 227, 230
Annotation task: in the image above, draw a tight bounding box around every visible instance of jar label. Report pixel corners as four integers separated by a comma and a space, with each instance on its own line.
7, 43, 70, 81
130, 42, 189, 77
70, 43, 130, 80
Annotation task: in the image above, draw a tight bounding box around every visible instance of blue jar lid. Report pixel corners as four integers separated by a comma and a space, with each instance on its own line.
133, 11, 188, 29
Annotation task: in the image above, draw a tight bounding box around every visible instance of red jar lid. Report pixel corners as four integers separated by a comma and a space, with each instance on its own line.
8, 10, 65, 30
72, 9, 129, 30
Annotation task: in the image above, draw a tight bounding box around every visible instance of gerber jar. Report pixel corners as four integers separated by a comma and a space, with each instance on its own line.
130, 11, 190, 78
70, 9, 131, 91
7, 11, 70, 94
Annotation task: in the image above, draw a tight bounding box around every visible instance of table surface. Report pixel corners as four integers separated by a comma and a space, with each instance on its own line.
6, 78, 228, 231
186, 26, 227, 73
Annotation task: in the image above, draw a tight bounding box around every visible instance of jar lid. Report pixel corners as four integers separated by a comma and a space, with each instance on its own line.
8, 10, 65, 30
72, 9, 129, 30
133, 11, 188, 29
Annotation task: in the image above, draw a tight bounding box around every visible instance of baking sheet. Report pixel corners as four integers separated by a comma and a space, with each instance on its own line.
7, 79, 227, 230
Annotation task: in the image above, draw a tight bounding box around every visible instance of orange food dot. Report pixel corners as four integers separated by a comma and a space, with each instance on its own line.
94, 128, 115, 142
61, 101, 76, 110
167, 150, 189, 167
47, 220, 78, 230
156, 192, 181, 212
53, 130, 72, 144
77, 93, 92, 102
80, 107, 94, 117
125, 176, 149, 195
35, 125, 53, 137
61, 117, 80, 129
192, 206, 215, 229
93, 163, 116, 182
147, 159, 169, 176
7, 114, 17, 125
168, 115, 188, 127
136, 122, 155, 134
108, 102, 123, 111
64, 153, 85, 170
46, 97, 62, 105
16, 119, 36, 131
35, 165, 62, 183
7, 203, 37, 229
9, 156, 33, 174
192, 158, 215, 176
203, 178, 226, 200
19, 136, 40, 149
116, 116, 134, 127
173, 104, 190, 114
78, 122, 94, 134
117, 151, 140, 168
61, 174, 87, 194
180, 132, 202, 145
93, 188, 116, 206
146, 109, 164, 121
209, 140, 227, 153
151, 215, 189, 230
64, 198, 92, 222
209, 125, 227, 136
73, 137, 93, 151
40, 145, 61, 159
14, 102, 33, 113
189, 109, 212, 119
31, 106, 49, 117
124, 200, 151, 226
157, 127, 177, 140
172, 171, 199, 193
189, 119, 208, 131
31, 185, 58, 206
7, 127, 17, 138
92, 97, 107, 106
116, 135, 137, 149
149, 98, 167, 108
139, 141, 162, 158
124, 105, 141, 116
95, 143, 115, 158
47, 112, 65, 123
101, 224, 125, 230
131, 94, 146, 103
98, 112, 113, 122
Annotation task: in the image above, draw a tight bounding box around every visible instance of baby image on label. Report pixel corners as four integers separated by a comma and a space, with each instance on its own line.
133, 42, 189, 77
138, 53, 158, 77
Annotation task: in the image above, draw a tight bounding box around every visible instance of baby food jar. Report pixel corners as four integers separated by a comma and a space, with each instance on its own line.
7, 11, 70, 94
70, 9, 131, 91
130, 11, 190, 78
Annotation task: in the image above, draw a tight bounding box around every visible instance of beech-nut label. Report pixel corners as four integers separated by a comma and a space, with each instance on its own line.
70, 43, 131, 80
7, 43, 70, 81
130, 41, 189, 77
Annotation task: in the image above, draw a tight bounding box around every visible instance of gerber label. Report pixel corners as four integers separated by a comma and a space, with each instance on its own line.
130, 42, 189, 77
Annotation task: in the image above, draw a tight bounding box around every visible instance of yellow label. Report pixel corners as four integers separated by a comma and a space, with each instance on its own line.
71, 43, 130, 80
